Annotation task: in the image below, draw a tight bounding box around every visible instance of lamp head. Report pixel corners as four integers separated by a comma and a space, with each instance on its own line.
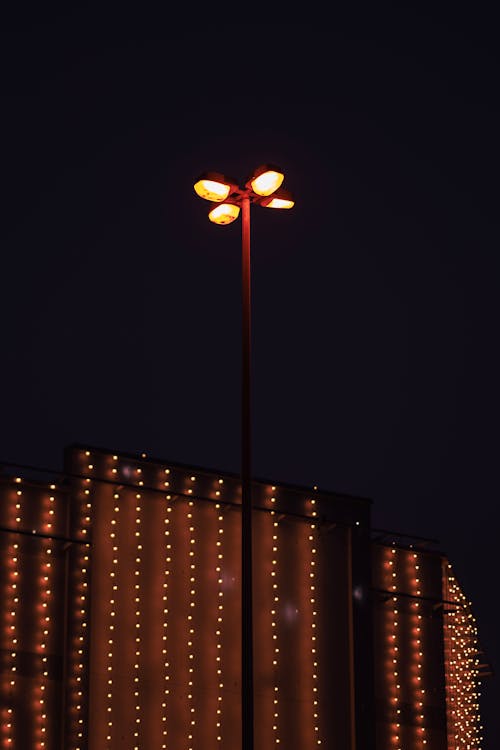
194, 172, 237, 202
247, 164, 284, 196
208, 202, 241, 225
259, 188, 295, 209
194, 164, 295, 224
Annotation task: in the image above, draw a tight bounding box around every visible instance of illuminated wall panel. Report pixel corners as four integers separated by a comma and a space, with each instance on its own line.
0, 481, 22, 750
372, 542, 449, 750
62, 446, 365, 750
317, 520, 354, 745
252, 492, 353, 750
0, 477, 68, 749
67, 450, 244, 750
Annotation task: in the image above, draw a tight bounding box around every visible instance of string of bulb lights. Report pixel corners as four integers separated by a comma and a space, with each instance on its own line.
215, 503, 224, 745
187, 500, 196, 750
270, 510, 280, 747
133, 492, 142, 749
443, 563, 483, 749
105, 490, 120, 744
35, 492, 54, 749
309, 498, 321, 746
162, 494, 172, 748
386, 547, 402, 749
3, 485, 21, 747
408, 552, 427, 747
70, 459, 92, 750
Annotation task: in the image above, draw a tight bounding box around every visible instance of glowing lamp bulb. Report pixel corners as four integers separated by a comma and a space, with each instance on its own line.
250, 168, 284, 196
265, 196, 294, 209
209, 203, 240, 225
261, 188, 295, 209
194, 172, 233, 202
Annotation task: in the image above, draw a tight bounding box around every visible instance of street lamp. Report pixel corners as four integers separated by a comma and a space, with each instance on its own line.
193, 165, 294, 750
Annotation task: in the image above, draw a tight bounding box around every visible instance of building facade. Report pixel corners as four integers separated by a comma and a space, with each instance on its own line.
0, 444, 486, 749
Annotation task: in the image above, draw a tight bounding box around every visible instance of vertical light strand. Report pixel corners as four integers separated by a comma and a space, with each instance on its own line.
309, 498, 321, 746
67, 450, 93, 749
67, 466, 92, 750
74, 544, 90, 750
2, 482, 22, 749
107, 455, 119, 747
442, 562, 455, 749
386, 547, 401, 750
270, 511, 280, 748
11, 486, 22, 748
3, 539, 19, 750
133, 493, 142, 750
215, 503, 224, 746
76, 471, 91, 750
105, 492, 120, 746
161, 494, 173, 750
35, 491, 55, 749
409, 552, 426, 747
187, 501, 196, 750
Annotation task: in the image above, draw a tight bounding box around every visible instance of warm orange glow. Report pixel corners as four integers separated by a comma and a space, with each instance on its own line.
215, 503, 224, 745
407, 552, 426, 749
265, 196, 294, 209
382, 547, 401, 750
194, 179, 231, 202
251, 168, 284, 196
194, 172, 235, 202
65, 468, 92, 749
208, 203, 240, 225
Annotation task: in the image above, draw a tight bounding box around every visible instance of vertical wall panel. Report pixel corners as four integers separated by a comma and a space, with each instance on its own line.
0, 485, 21, 750
372, 542, 448, 750
0, 478, 68, 750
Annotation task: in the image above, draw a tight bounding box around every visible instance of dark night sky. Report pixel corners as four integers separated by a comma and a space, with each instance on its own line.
1, 8, 499, 746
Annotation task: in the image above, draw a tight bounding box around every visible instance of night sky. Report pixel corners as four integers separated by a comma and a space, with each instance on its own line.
1, 9, 499, 746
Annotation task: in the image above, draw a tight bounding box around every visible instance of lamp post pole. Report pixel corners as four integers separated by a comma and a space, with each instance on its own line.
240, 194, 253, 750
193, 166, 294, 750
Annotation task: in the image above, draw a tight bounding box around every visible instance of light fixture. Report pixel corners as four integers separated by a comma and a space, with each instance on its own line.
247, 164, 284, 196
193, 172, 236, 202
208, 202, 241, 225
194, 164, 294, 225
259, 188, 295, 209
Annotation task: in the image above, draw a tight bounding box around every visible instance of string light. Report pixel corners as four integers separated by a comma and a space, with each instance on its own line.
408, 551, 426, 747
215, 503, 224, 745
34, 492, 56, 749
161, 493, 172, 750
1, 484, 22, 748
187, 500, 196, 750
309, 498, 321, 746
66, 453, 92, 749
383, 546, 401, 750
133, 493, 142, 750
443, 562, 483, 749
270, 512, 280, 747
105, 492, 120, 745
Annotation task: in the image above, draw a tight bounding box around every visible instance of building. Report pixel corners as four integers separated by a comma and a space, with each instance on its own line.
0, 444, 488, 749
